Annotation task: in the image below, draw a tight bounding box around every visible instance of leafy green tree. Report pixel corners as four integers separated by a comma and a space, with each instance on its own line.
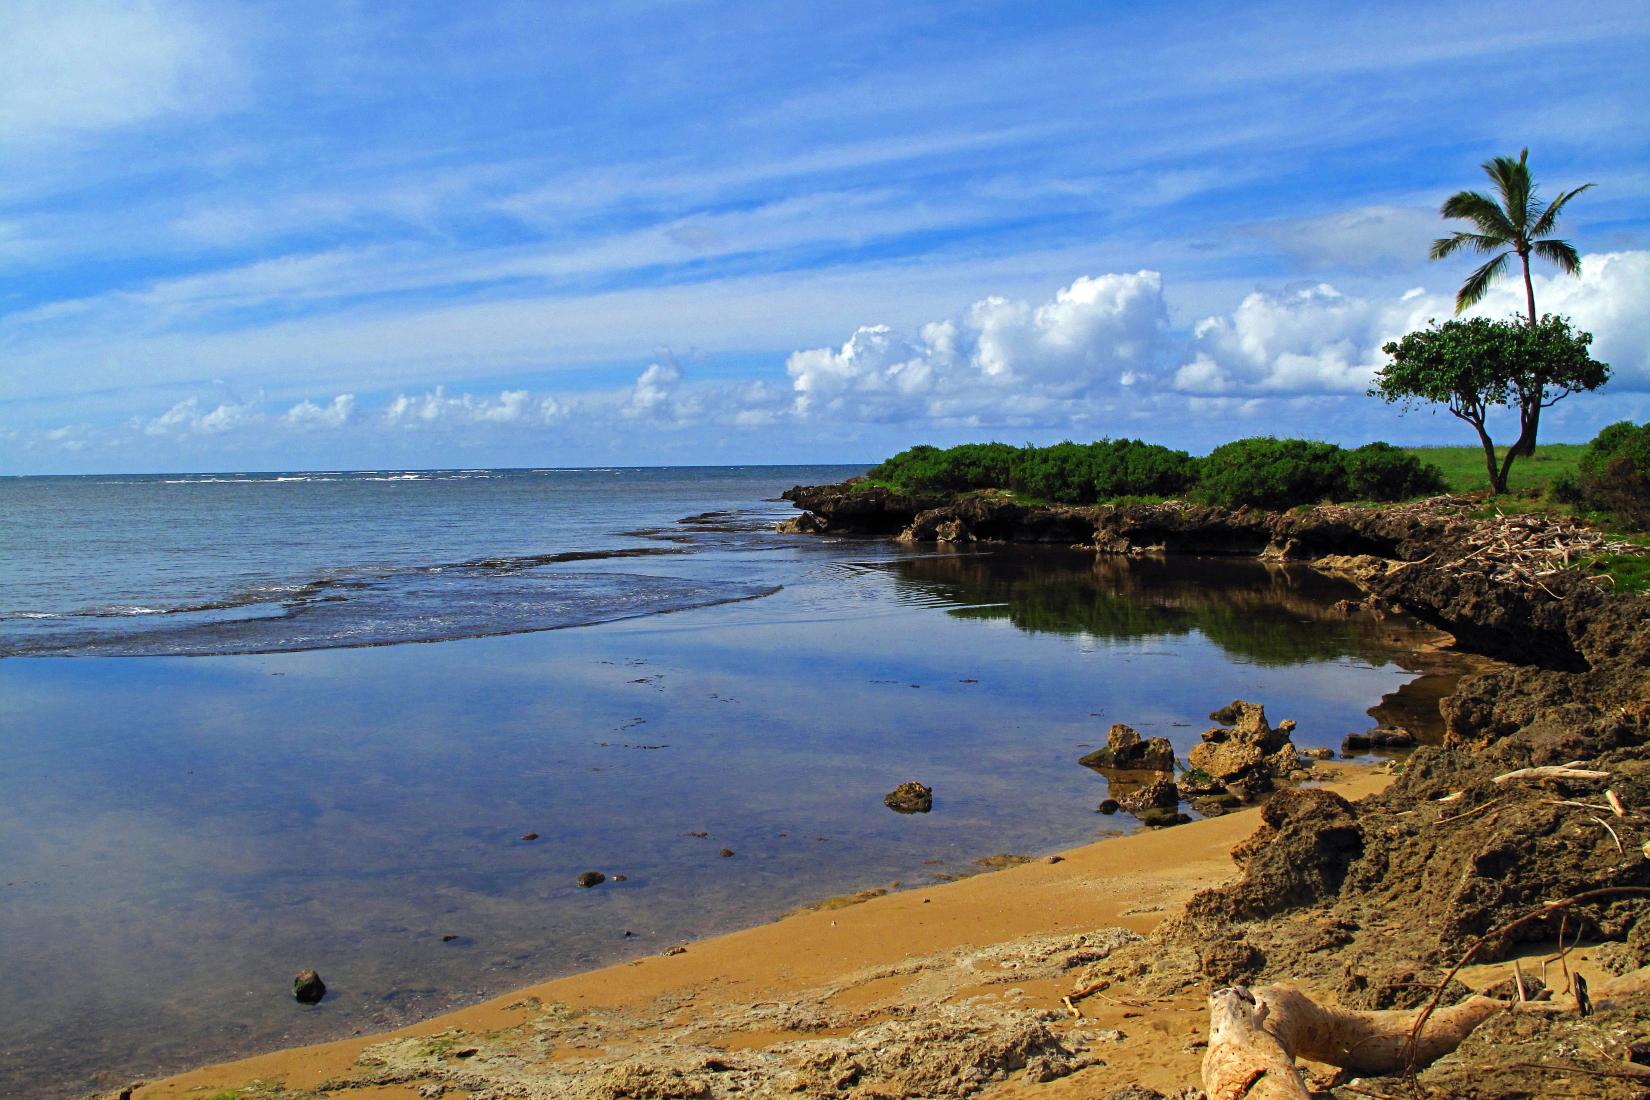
1429, 148, 1593, 326
1374, 315, 1609, 493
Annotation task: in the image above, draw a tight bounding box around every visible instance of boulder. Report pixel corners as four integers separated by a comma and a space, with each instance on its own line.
1342, 726, 1417, 752
576, 870, 606, 888
1117, 777, 1179, 813
1188, 738, 1265, 782
293, 969, 326, 1004
884, 781, 933, 814
1078, 724, 1176, 772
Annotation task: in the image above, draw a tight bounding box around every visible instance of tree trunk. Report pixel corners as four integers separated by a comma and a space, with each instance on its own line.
1203, 985, 1510, 1099
1473, 422, 1507, 494
1520, 248, 1537, 326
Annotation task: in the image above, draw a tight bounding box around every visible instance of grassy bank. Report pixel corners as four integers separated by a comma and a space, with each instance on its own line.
1401, 443, 1585, 496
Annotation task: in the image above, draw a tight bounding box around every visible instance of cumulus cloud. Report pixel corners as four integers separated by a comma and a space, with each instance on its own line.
383, 386, 565, 428
786, 271, 1169, 422
1172, 283, 1438, 395
138, 396, 257, 436
1174, 250, 1650, 396
283, 394, 356, 429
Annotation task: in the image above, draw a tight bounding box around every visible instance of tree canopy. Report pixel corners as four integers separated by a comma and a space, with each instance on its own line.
1373, 315, 1609, 493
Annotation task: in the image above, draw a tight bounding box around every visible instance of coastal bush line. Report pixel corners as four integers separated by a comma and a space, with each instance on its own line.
865, 437, 1445, 508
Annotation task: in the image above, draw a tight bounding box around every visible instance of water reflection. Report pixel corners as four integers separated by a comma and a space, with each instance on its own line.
882, 548, 1414, 667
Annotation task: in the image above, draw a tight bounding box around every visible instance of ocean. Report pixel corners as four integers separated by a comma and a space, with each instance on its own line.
1, 466, 1441, 1095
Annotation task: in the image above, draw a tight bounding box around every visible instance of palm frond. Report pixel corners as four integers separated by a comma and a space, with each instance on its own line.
1531, 238, 1583, 275
1484, 149, 1533, 232
1456, 253, 1510, 312
1430, 231, 1510, 260
1529, 182, 1595, 237
1440, 190, 1515, 237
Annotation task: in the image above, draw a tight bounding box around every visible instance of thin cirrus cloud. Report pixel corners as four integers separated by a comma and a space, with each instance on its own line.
2, 2, 1648, 472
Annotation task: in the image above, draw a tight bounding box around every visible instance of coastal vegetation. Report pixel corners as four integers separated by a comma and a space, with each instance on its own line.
1373, 314, 1609, 493
865, 437, 1444, 509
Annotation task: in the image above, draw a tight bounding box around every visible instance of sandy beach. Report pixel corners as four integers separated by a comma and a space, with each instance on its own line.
124, 766, 1396, 1099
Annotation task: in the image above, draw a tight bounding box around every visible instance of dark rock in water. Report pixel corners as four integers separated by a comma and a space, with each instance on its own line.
718, 848, 735, 858
1342, 726, 1415, 752
441, 933, 458, 942
576, 870, 606, 888
1117, 777, 1178, 813
293, 969, 326, 1004
520, 832, 539, 841
1079, 724, 1176, 772
1134, 806, 1191, 828
1097, 798, 1121, 814
884, 781, 933, 814
611, 874, 628, 882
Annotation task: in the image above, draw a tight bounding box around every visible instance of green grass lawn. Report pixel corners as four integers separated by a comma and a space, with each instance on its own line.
1402, 443, 1585, 496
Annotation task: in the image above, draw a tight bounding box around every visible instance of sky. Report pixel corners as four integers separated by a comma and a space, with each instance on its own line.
3, 1, 1649, 474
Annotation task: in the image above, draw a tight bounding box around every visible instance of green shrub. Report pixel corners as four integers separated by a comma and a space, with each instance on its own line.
867, 438, 1195, 503
1573, 421, 1650, 528
1341, 442, 1447, 501
1194, 438, 1347, 508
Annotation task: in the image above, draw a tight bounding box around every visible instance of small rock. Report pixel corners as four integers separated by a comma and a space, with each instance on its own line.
664, 945, 687, 956
718, 848, 735, 858
1303, 747, 1335, 760
611, 874, 628, 882
1046, 855, 1065, 864
293, 968, 326, 1004
1117, 777, 1179, 813
576, 870, 606, 888
1097, 799, 1121, 814
1134, 806, 1190, 828
441, 933, 459, 942
519, 832, 539, 841
1630, 1040, 1650, 1067
884, 780, 933, 814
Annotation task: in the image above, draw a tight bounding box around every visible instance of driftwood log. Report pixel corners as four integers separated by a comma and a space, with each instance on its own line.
1203, 985, 1510, 1099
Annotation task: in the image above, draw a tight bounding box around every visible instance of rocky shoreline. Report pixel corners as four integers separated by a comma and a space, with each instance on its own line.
782, 478, 1650, 1096
121, 486, 1650, 1100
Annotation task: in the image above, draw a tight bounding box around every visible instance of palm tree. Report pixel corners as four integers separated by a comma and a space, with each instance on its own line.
1429, 148, 1592, 325
1429, 149, 1593, 458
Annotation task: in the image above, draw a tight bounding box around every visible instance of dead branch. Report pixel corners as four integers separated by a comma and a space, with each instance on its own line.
1404, 886, 1650, 1074
1494, 762, 1610, 784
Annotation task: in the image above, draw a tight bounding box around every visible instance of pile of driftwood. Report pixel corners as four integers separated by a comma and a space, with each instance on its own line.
1434, 510, 1645, 591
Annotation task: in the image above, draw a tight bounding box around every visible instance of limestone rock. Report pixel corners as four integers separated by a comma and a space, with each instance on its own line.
293, 968, 326, 1004
885, 781, 933, 814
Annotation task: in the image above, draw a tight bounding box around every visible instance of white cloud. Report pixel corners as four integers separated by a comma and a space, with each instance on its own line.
1522, 250, 1650, 387
1172, 250, 1650, 396
382, 386, 566, 429
785, 271, 1169, 422
0, 2, 230, 144
283, 394, 356, 430
624, 359, 703, 423
138, 396, 257, 436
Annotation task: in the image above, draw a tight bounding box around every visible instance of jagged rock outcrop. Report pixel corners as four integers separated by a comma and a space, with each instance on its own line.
1079, 724, 1176, 772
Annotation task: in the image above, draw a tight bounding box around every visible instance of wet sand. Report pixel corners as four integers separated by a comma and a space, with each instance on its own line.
131, 766, 1393, 1099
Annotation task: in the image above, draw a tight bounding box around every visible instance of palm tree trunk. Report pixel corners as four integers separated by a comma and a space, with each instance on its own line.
1520, 250, 1537, 325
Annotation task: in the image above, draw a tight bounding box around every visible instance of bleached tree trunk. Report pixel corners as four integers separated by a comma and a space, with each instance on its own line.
1203, 985, 1510, 1098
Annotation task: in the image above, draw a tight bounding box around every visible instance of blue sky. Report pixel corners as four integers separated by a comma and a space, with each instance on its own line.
3, 0, 1649, 473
